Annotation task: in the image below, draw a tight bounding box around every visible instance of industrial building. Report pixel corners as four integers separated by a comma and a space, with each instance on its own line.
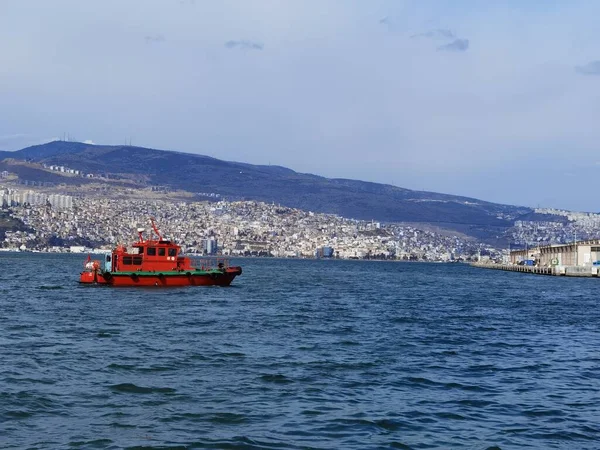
510, 240, 600, 267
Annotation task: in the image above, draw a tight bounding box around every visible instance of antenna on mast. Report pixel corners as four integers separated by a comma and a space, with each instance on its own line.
150, 217, 163, 240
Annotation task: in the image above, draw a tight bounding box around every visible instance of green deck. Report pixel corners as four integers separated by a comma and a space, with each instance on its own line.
105, 270, 224, 276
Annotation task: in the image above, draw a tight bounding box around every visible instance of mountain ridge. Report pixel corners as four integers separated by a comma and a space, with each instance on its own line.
0, 140, 534, 241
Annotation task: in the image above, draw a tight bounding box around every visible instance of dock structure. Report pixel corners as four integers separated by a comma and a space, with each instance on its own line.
474, 238, 600, 277
509, 239, 600, 267
472, 263, 600, 277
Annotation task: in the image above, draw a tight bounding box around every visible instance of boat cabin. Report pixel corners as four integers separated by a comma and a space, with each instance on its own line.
107, 224, 194, 273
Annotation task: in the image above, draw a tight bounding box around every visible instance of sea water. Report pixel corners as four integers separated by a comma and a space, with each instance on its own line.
1, 253, 599, 449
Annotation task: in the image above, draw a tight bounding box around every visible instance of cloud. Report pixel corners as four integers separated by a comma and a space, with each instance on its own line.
378, 16, 405, 32
411, 29, 455, 40
145, 34, 165, 44
438, 38, 469, 52
410, 28, 468, 53
575, 60, 600, 75
379, 16, 396, 30
224, 40, 264, 51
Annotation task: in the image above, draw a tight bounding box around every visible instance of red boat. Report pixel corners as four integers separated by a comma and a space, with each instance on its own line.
80, 219, 242, 287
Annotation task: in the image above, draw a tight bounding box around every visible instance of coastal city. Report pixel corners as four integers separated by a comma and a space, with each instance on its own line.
2, 183, 600, 262
1, 184, 490, 261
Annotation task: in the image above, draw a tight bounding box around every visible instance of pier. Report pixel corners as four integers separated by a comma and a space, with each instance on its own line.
472, 263, 600, 277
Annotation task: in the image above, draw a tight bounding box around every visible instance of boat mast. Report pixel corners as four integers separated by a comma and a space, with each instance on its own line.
150, 217, 163, 241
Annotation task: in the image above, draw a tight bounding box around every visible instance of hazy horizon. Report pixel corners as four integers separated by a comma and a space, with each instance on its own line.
1, 0, 599, 211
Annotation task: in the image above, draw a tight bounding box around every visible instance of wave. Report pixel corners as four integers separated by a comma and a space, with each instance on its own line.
108, 383, 176, 394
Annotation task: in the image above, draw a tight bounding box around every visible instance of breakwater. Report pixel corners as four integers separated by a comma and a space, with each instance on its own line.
472, 262, 600, 277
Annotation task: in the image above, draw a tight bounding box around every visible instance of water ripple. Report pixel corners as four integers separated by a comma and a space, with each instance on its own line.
2, 255, 600, 449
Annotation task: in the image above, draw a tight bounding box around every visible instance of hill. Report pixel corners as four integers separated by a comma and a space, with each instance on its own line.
0, 141, 533, 241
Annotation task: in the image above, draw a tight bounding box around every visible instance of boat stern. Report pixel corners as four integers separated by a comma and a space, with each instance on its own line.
80, 256, 111, 284
79, 270, 111, 284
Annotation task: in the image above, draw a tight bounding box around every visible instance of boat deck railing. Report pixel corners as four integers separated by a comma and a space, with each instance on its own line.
195, 258, 232, 271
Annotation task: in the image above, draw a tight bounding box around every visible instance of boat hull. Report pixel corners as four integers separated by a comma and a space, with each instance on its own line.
79, 267, 242, 287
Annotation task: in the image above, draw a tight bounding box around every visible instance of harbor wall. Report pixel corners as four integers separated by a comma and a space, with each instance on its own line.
472, 263, 599, 278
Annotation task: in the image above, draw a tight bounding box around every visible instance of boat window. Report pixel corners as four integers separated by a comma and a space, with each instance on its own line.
133, 256, 142, 265
122, 256, 133, 265
147, 247, 156, 256
168, 248, 177, 257
158, 248, 166, 256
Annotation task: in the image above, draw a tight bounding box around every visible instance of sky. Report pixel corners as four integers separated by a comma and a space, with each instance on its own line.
1, 0, 599, 211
